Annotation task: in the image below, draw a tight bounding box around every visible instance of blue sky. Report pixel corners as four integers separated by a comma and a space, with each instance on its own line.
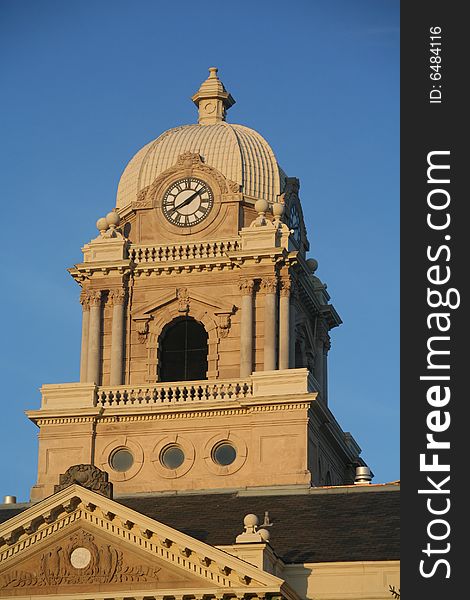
0, 0, 399, 501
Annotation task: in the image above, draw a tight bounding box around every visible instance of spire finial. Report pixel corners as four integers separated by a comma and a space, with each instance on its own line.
191, 67, 236, 125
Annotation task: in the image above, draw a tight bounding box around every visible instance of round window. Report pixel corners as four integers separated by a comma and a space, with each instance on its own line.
212, 442, 237, 466
161, 445, 185, 469
110, 448, 134, 472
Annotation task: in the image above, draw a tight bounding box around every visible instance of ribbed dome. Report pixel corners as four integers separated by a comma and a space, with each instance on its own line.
116, 122, 287, 209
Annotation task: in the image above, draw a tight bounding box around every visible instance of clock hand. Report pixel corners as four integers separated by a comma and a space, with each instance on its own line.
171, 187, 206, 215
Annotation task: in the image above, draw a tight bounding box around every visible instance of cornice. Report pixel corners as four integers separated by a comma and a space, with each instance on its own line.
27, 397, 313, 427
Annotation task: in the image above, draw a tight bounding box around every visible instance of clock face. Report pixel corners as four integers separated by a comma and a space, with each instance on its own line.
162, 177, 214, 227
289, 204, 301, 245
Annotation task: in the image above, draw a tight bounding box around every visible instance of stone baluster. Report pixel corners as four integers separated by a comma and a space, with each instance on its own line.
279, 278, 291, 370
79, 291, 90, 382
262, 277, 278, 371
239, 278, 255, 377
87, 290, 102, 384
109, 288, 126, 386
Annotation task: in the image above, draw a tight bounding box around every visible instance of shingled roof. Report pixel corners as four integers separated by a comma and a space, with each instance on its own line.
0, 485, 399, 564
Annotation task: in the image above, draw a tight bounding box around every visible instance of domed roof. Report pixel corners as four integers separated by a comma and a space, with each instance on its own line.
116, 68, 287, 209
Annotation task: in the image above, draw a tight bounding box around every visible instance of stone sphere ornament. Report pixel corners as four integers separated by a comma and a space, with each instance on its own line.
106, 211, 121, 227
258, 528, 271, 542
254, 199, 269, 215
96, 217, 108, 232
243, 513, 259, 528
306, 258, 319, 273
272, 202, 285, 218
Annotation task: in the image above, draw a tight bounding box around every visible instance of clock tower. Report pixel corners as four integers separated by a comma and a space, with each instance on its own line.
27, 68, 366, 500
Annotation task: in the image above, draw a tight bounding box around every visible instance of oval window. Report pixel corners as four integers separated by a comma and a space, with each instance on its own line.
161, 445, 185, 469
110, 448, 134, 472
212, 442, 237, 466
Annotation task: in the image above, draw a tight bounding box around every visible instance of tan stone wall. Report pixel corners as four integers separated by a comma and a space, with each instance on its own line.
32, 405, 311, 499
285, 561, 400, 600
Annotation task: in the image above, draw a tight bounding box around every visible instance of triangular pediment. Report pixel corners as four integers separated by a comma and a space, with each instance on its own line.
133, 289, 234, 320
0, 485, 291, 599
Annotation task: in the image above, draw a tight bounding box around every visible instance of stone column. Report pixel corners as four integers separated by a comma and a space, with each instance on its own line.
79, 291, 90, 382
262, 277, 278, 371
109, 288, 126, 386
323, 334, 331, 404
314, 318, 328, 398
279, 279, 291, 370
239, 279, 255, 378
289, 282, 298, 368
87, 290, 102, 384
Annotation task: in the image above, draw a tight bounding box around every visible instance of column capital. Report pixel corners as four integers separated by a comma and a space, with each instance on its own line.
239, 278, 255, 296
79, 290, 90, 310
261, 277, 278, 294
88, 290, 102, 307
108, 288, 126, 307
279, 278, 292, 297
324, 333, 331, 352
316, 317, 330, 342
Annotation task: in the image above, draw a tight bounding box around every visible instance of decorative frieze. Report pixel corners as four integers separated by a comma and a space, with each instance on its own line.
0, 530, 160, 589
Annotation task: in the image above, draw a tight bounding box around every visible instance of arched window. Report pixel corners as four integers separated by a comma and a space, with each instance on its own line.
159, 318, 208, 382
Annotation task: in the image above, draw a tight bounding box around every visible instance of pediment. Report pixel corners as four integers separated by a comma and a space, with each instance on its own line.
0, 524, 202, 596
0, 485, 289, 599
132, 288, 235, 321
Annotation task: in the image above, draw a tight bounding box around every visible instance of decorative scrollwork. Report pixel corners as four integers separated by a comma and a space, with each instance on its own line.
54, 464, 113, 498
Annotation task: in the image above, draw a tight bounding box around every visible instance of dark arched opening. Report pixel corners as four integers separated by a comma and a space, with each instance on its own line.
159, 317, 208, 382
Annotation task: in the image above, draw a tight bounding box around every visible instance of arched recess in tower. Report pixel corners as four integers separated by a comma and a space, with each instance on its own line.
159, 317, 208, 382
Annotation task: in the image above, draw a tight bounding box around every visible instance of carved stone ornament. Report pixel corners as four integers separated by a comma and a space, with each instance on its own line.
279, 278, 292, 297
108, 288, 126, 307
132, 152, 238, 211
239, 278, 255, 296
54, 464, 113, 498
217, 314, 231, 338
261, 277, 278, 294
0, 530, 160, 589
136, 319, 150, 344
176, 151, 203, 168
79, 290, 90, 310
324, 333, 332, 352
87, 290, 102, 307
177, 287, 190, 313
283, 176, 300, 202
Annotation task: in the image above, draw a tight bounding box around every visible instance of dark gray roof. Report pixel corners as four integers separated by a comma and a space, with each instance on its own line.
118, 488, 399, 563
0, 487, 399, 564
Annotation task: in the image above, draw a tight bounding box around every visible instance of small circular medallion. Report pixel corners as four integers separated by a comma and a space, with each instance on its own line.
70, 547, 91, 569
204, 101, 216, 114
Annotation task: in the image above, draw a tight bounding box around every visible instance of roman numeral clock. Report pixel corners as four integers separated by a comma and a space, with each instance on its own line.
162, 177, 214, 227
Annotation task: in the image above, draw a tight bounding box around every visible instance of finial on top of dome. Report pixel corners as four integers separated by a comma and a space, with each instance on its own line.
192, 67, 235, 125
